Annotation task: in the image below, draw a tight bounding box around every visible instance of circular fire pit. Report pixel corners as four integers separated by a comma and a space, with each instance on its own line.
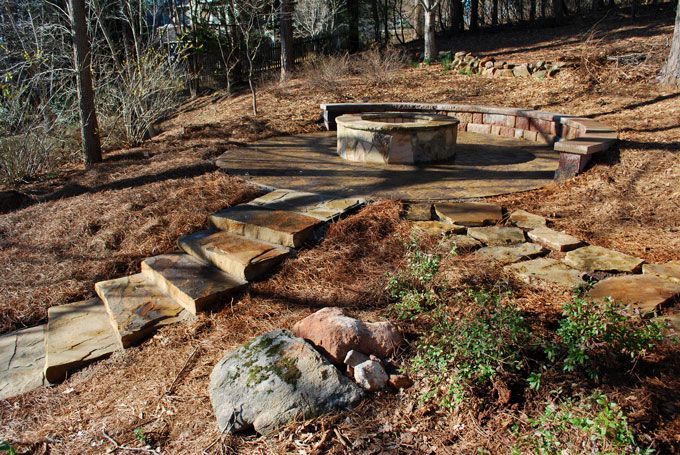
335, 112, 459, 164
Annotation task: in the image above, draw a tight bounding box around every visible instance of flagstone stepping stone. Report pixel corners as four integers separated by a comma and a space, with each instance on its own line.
178, 230, 290, 281
95, 273, 191, 348
412, 221, 466, 236
643, 261, 680, 283
450, 235, 483, 253
509, 210, 547, 230
434, 202, 503, 227
564, 245, 644, 273
528, 227, 584, 252
209, 329, 363, 435
506, 257, 585, 287
0, 325, 46, 400
142, 254, 247, 314
44, 299, 120, 383
588, 275, 680, 315
210, 206, 322, 248
247, 189, 365, 222
654, 312, 680, 335
477, 242, 546, 265
467, 226, 526, 245
404, 203, 433, 221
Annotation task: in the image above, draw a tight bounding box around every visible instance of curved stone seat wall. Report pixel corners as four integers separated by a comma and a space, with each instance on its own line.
320, 102, 617, 180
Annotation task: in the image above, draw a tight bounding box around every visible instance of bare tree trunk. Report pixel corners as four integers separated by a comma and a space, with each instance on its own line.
347, 0, 361, 51
69, 0, 102, 164
423, 2, 437, 61
492, 0, 499, 25
470, 0, 479, 30
553, 0, 563, 18
280, 0, 294, 81
660, 0, 680, 87
372, 0, 382, 44
415, 2, 425, 38
451, 0, 464, 31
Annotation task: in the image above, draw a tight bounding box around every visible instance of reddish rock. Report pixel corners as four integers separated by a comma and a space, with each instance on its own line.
292, 307, 403, 364
388, 374, 414, 390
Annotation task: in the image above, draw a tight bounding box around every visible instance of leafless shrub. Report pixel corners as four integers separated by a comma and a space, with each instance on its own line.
302, 52, 352, 92
355, 46, 408, 86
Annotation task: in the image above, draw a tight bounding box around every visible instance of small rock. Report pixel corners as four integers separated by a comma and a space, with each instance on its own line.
467, 226, 526, 246
513, 64, 531, 77
354, 360, 389, 391
293, 307, 403, 364
528, 227, 584, 252
344, 350, 369, 368
388, 374, 414, 390
533, 70, 547, 79
508, 210, 547, 230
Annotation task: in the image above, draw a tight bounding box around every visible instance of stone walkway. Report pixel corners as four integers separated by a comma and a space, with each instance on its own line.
216, 131, 559, 200
0, 189, 364, 400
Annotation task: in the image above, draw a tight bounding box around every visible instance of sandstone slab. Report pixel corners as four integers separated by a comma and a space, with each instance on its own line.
209, 329, 363, 434
248, 189, 365, 222
509, 210, 547, 230
467, 226, 526, 245
477, 242, 546, 265
292, 307, 402, 364
450, 235, 483, 253
45, 299, 120, 383
95, 273, 190, 348
434, 202, 503, 226
178, 230, 289, 281
405, 203, 433, 221
0, 325, 46, 400
506, 258, 585, 287
412, 221, 466, 236
588, 275, 680, 315
142, 254, 247, 314
528, 227, 584, 252
564, 246, 644, 273
643, 261, 680, 283
210, 206, 322, 248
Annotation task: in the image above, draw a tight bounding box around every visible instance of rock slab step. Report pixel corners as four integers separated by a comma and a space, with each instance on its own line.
292, 307, 402, 364
467, 226, 526, 246
528, 227, 584, 252
248, 189, 364, 222
588, 275, 680, 315
142, 254, 247, 314
209, 329, 363, 435
45, 299, 121, 383
564, 245, 644, 273
0, 325, 46, 400
95, 273, 191, 348
412, 221, 466, 236
509, 210, 547, 230
405, 203, 433, 221
506, 257, 585, 287
434, 202, 503, 227
210, 206, 322, 248
477, 243, 546, 265
178, 230, 289, 282
643, 261, 680, 282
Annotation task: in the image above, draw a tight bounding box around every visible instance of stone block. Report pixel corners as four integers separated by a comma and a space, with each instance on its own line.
467, 123, 492, 135
476, 243, 546, 265
588, 275, 680, 315
500, 126, 516, 138
509, 210, 547, 230
483, 113, 507, 126
434, 202, 503, 226
458, 122, 468, 132
472, 113, 484, 123
505, 115, 517, 127
555, 152, 591, 180
0, 325, 46, 400
528, 227, 584, 252
467, 226, 526, 245
523, 130, 539, 141
515, 116, 530, 130
491, 125, 502, 135
564, 245, 644, 273
506, 258, 585, 287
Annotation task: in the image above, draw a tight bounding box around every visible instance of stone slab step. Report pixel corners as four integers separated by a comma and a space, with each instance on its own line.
588, 275, 680, 315
178, 230, 290, 281
210, 205, 322, 248
95, 273, 191, 348
45, 299, 121, 383
404, 203, 433, 221
506, 257, 585, 287
643, 261, 680, 283
563, 245, 644, 273
527, 227, 584, 252
467, 226, 526, 246
0, 325, 46, 400
412, 221, 466, 236
508, 210, 547, 230
476, 242, 546, 265
434, 202, 503, 227
142, 254, 247, 314
247, 189, 365, 222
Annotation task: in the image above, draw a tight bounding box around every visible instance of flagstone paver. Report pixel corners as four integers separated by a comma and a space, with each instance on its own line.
564, 245, 644, 273
643, 261, 680, 282
476, 242, 546, 265
434, 202, 503, 227
178, 230, 290, 281
405, 203, 434, 221
210, 206, 322, 248
142, 254, 247, 314
95, 273, 191, 348
412, 221, 466, 236
44, 299, 120, 383
450, 235, 483, 252
506, 257, 585, 287
588, 275, 680, 315
508, 210, 547, 230
467, 226, 526, 245
0, 325, 46, 400
528, 227, 584, 252
247, 189, 365, 222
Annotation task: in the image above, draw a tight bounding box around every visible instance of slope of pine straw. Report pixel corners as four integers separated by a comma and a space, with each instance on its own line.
0, 6, 679, 454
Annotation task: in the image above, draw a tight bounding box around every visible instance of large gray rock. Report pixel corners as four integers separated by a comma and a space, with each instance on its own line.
209, 329, 363, 435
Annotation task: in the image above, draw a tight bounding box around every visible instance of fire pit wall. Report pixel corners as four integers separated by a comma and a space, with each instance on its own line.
322, 103, 618, 180
336, 112, 459, 164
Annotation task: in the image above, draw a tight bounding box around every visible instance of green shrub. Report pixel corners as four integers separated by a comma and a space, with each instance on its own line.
514, 392, 653, 454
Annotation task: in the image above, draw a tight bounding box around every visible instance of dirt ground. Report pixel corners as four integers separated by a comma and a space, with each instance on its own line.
0, 6, 679, 454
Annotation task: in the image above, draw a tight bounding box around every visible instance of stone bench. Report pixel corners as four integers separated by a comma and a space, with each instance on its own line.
320, 103, 617, 180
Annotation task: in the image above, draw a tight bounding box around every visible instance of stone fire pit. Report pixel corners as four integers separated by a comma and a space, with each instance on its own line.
336, 112, 459, 164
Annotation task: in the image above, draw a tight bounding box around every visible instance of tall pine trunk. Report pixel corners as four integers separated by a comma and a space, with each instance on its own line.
423, 4, 437, 60
347, 0, 361, 51
280, 0, 294, 81
660, 0, 680, 87
470, 0, 479, 30
69, 0, 102, 164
